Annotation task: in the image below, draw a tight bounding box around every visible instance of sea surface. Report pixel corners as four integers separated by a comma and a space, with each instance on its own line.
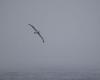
0, 70, 100, 80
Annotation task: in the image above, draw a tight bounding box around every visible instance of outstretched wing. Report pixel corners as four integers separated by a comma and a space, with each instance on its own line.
28, 24, 38, 32
37, 32, 45, 43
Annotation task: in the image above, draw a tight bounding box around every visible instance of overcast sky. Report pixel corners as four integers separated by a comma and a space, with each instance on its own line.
0, 0, 100, 72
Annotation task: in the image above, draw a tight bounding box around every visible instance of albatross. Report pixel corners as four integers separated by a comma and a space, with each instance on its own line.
28, 24, 45, 43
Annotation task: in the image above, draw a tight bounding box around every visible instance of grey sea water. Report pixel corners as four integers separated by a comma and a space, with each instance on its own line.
0, 69, 100, 80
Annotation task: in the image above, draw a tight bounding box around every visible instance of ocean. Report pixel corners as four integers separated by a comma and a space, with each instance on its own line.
0, 70, 100, 80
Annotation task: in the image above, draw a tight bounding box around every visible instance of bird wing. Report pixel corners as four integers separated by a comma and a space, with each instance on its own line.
37, 32, 45, 43
28, 24, 38, 32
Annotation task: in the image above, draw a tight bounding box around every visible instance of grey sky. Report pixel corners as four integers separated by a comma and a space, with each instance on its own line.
0, 0, 100, 72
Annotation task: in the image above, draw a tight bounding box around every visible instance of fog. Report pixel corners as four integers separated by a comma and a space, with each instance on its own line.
0, 0, 100, 72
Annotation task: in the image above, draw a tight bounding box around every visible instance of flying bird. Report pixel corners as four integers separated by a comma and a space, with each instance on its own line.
28, 24, 45, 43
